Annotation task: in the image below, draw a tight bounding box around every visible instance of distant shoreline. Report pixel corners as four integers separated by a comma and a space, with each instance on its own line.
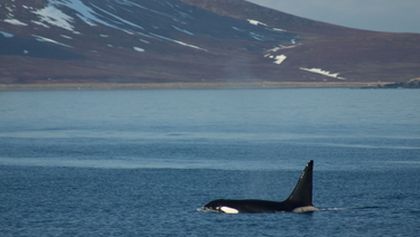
0, 82, 395, 91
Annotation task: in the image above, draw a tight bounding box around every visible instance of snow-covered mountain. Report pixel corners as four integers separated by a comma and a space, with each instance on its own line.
1, 0, 419, 84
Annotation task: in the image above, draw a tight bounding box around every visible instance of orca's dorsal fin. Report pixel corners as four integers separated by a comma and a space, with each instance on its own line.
286, 160, 313, 206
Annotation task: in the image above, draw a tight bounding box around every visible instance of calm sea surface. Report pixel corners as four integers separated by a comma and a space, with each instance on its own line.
0, 89, 419, 236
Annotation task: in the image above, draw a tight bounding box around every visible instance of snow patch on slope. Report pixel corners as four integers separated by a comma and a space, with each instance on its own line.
139, 39, 150, 44
150, 33, 207, 51
60, 34, 73, 39
172, 25, 194, 36
33, 34, 72, 48
133, 46, 145, 52
31, 20, 50, 28
34, 4, 75, 32
272, 28, 286, 32
267, 43, 299, 53
4, 18, 28, 26
39, 0, 145, 34
59, 0, 100, 26
247, 19, 267, 27
274, 55, 287, 64
264, 42, 300, 64
89, 3, 145, 31
247, 19, 288, 32
264, 52, 287, 65
300, 67, 345, 80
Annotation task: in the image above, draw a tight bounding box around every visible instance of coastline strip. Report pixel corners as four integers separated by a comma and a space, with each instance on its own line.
0, 81, 393, 91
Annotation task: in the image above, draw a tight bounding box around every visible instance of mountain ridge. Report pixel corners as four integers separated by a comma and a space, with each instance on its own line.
181, 0, 360, 36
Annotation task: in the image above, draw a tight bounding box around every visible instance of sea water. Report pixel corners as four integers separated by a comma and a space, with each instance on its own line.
0, 89, 419, 236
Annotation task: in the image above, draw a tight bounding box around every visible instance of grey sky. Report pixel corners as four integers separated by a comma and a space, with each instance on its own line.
247, 0, 420, 33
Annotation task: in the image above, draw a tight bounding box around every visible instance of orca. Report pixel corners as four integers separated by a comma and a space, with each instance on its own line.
203, 160, 318, 214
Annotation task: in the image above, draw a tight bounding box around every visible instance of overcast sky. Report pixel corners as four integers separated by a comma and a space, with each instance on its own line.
247, 0, 420, 33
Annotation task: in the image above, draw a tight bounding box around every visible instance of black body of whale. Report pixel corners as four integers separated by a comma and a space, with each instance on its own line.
203, 160, 317, 214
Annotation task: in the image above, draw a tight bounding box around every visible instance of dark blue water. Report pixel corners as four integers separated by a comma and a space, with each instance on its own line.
1, 89, 419, 236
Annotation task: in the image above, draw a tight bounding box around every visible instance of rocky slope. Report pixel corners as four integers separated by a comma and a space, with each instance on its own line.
1, 0, 419, 85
